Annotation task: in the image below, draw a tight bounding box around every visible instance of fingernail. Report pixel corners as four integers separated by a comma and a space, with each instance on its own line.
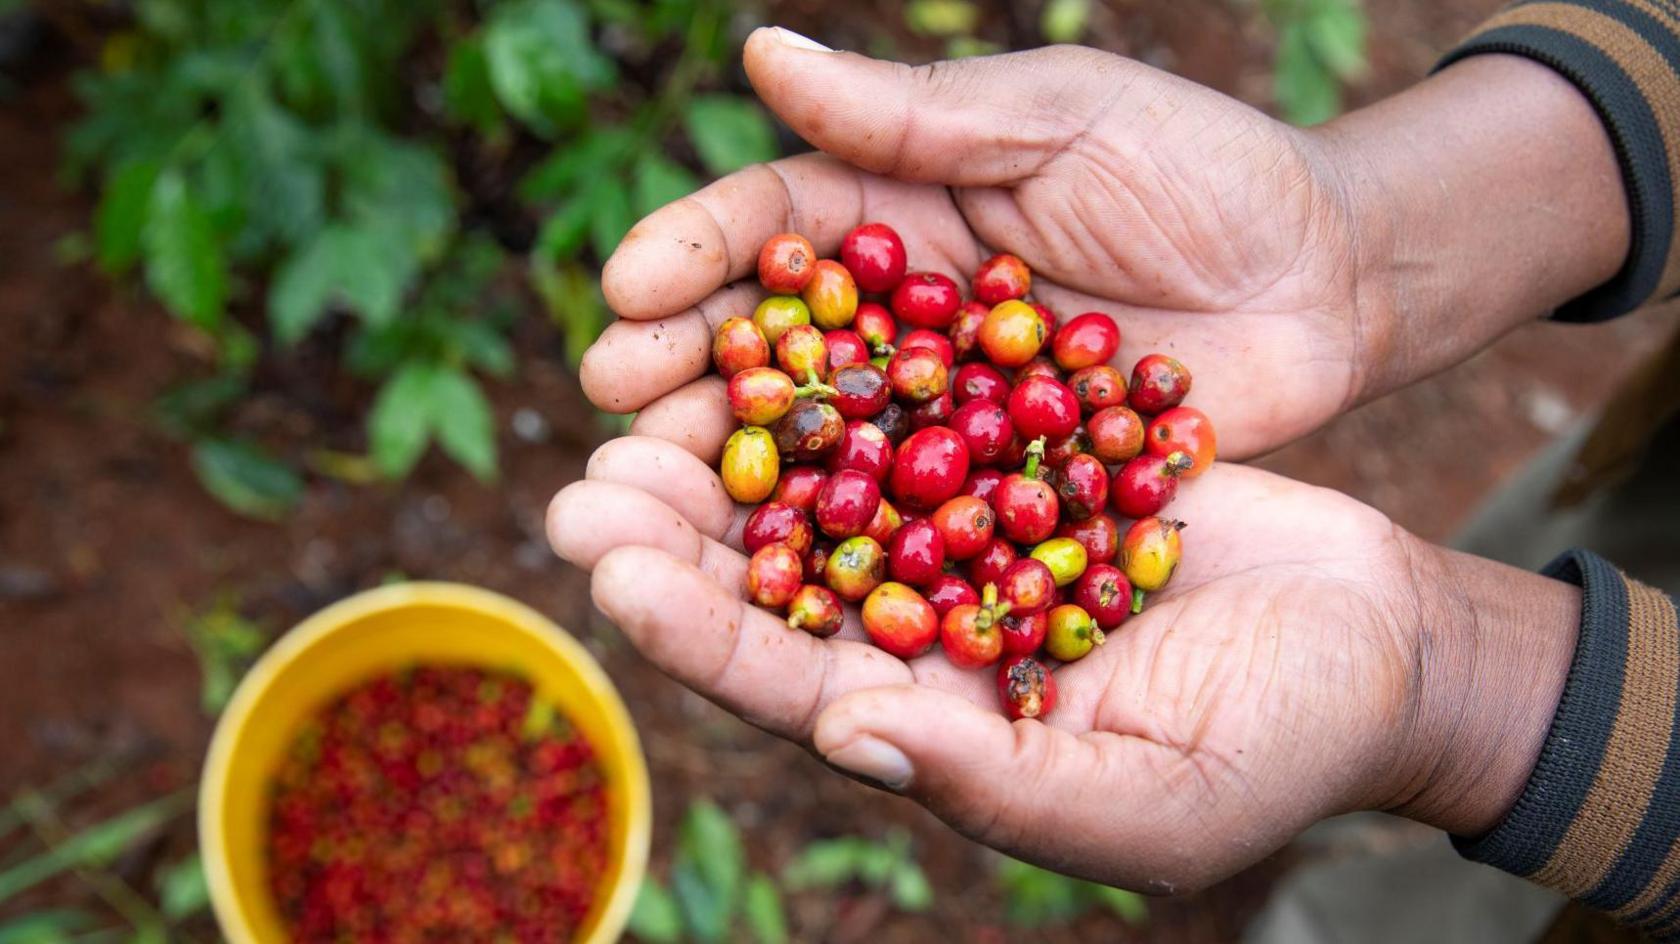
823, 736, 912, 790
770, 26, 833, 52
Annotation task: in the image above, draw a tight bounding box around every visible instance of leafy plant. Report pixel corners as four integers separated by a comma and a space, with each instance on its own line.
994, 856, 1147, 927
628, 799, 786, 944
179, 593, 267, 714
781, 828, 933, 912
1262, 0, 1368, 125
70, 0, 777, 517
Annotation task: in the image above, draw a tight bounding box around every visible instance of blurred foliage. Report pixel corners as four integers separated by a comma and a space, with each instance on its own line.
782, 828, 933, 912
68, 0, 777, 518
1263, 0, 1368, 125
995, 856, 1148, 927
178, 593, 268, 714
628, 798, 787, 944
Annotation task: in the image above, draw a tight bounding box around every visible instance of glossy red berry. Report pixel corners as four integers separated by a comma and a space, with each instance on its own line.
1055, 453, 1110, 520
900, 328, 955, 367
1042, 426, 1092, 469
952, 362, 1010, 406
948, 399, 1013, 466
1145, 407, 1216, 477
825, 329, 870, 372
862, 497, 903, 547
891, 272, 961, 329
1087, 405, 1146, 464
713, 317, 771, 379
930, 495, 995, 560
997, 558, 1056, 615
840, 222, 908, 294
1015, 357, 1062, 384
747, 543, 804, 609
925, 574, 980, 618
771, 465, 828, 514
998, 610, 1048, 657
1129, 354, 1192, 414
853, 302, 897, 355
1032, 302, 1059, 337
787, 584, 845, 638
886, 347, 948, 404
861, 582, 939, 658
998, 654, 1056, 720
1051, 312, 1121, 371
1008, 376, 1080, 441
949, 300, 989, 361
887, 518, 945, 586
1072, 563, 1131, 631
802, 259, 859, 330
972, 253, 1031, 305
969, 538, 1018, 589
758, 232, 816, 294
908, 389, 954, 430
743, 501, 814, 556
815, 468, 882, 539
941, 582, 1011, 669
775, 324, 828, 382
961, 468, 1004, 505
1068, 365, 1128, 414
1057, 513, 1120, 565
992, 440, 1059, 544
825, 535, 886, 602
804, 542, 833, 582
773, 399, 845, 462
727, 366, 796, 426
827, 419, 895, 483
1111, 451, 1193, 518
978, 300, 1046, 367
889, 426, 970, 511
829, 362, 891, 420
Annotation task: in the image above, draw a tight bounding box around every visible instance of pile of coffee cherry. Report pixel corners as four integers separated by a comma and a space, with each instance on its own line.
714, 224, 1215, 721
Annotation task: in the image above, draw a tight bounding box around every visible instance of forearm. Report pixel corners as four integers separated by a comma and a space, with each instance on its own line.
1316, 54, 1630, 404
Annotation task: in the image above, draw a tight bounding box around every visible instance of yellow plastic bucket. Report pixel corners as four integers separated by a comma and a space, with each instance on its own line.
199, 582, 650, 942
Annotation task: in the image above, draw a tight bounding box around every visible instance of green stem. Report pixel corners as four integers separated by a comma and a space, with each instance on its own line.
1130, 586, 1147, 614
1023, 436, 1048, 480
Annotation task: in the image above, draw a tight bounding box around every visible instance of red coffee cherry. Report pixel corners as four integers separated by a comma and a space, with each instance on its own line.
972, 253, 1032, 305
840, 222, 908, 294
891, 271, 961, 329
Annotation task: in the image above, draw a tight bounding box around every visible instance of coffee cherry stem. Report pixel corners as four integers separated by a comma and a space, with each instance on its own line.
795, 373, 839, 400
1022, 436, 1048, 480
1130, 585, 1147, 614
974, 581, 1012, 631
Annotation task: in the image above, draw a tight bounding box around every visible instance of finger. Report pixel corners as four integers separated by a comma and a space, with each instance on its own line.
811, 685, 1225, 891
585, 435, 742, 542
547, 480, 745, 590
744, 29, 1125, 186
592, 545, 917, 739
580, 282, 765, 413
628, 376, 734, 465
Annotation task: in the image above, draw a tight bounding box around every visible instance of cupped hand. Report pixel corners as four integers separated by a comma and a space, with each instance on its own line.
581, 28, 1390, 461
548, 435, 1472, 891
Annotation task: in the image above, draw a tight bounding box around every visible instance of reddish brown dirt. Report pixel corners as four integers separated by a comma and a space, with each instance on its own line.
3, 1, 1673, 941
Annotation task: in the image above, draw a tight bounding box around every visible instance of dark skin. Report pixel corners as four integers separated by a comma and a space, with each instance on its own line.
551, 30, 1623, 890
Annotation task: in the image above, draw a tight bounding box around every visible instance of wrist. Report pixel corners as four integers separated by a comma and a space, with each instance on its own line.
1387, 543, 1582, 837
1309, 54, 1629, 404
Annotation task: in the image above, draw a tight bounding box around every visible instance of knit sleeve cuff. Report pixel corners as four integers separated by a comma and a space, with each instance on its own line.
1452, 549, 1680, 937
1436, 1, 1680, 321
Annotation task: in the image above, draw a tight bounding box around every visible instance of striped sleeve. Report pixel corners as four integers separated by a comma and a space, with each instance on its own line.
1452, 550, 1680, 938
1437, 0, 1680, 321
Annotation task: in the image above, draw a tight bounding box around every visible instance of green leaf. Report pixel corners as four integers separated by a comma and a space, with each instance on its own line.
0, 792, 191, 903
519, 127, 635, 202
449, 320, 516, 378
683, 95, 778, 177
222, 83, 325, 250
905, 0, 979, 36
680, 799, 745, 908
0, 909, 98, 943
632, 153, 699, 217
1305, 0, 1367, 80
589, 180, 634, 261
528, 255, 605, 365
627, 880, 684, 943
152, 373, 248, 439
368, 363, 436, 479
338, 132, 456, 262
190, 440, 304, 521
671, 858, 730, 944
142, 170, 227, 330
444, 33, 503, 133
1274, 21, 1340, 126
268, 223, 420, 342
425, 366, 498, 482
889, 862, 934, 912
535, 199, 595, 260
1092, 885, 1148, 925
485, 0, 613, 136
742, 873, 788, 944
95, 158, 160, 274
781, 838, 863, 889
157, 853, 209, 919
1040, 0, 1090, 44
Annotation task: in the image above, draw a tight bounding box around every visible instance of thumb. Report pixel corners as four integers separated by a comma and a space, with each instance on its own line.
811, 685, 1216, 892
744, 28, 1124, 186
